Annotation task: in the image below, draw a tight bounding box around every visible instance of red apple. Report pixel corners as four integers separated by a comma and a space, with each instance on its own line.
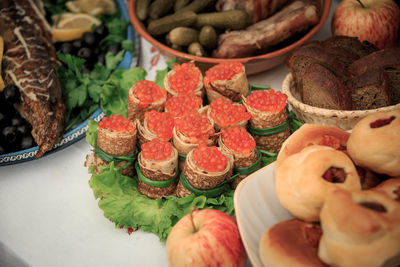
332, 0, 400, 49
166, 209, 247, 267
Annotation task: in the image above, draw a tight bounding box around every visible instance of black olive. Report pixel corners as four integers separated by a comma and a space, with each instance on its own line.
97, 53, 106, 65
82, 32, 97, 47
60, 42, 74, 54
72, 39, 83, 51
0, 145, 5, 154
94, 24, 108, 39
17, 124, 30, 136
11, 115, 23, 127
77, 47, 93, 60
0, 112, 9, 128
20, 135, 34, 150
3, 84, 21, 104
107, 43, 121, 56
2, 126, 18, 145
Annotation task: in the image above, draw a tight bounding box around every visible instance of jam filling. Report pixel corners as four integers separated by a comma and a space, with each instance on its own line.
192, 144, 228, 172
133, 80, 166, 108
221, 126, 256, 156
305, 225, 322, 248
141, 138, 173, 161
144, 110, 174, 140
209, 97, 251, 128
174, 113, 215, 143
246, 89, 288, 112
394, 186, 400, 201
359, 202, 387, 213
322, 167, 346, 183
168, 62, 201, 94
98, 114, 135, 133
370, 116, 396, 128
164, 94, 202, 117
204, 62, 243, 83
319, 135, 342, 150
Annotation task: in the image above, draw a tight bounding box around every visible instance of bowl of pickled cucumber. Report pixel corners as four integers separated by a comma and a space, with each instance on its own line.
129, 0, 331, 75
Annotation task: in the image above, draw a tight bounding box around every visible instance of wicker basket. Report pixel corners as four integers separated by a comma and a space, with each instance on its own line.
282, 73, 400, 131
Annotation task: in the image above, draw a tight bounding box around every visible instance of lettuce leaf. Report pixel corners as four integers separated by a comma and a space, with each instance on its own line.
89, 163, 234, 242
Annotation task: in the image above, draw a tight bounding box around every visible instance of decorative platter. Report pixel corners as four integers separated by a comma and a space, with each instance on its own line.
0, 0, 138, 166
234, 162, 293, 267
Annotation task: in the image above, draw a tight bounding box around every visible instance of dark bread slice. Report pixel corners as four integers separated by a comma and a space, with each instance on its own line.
348, 46, 400, 76
323, 46, 360, 68
383, 65, 400, 104
286, 46, 351, 98
346, 69, 391, 110
322, 35, 379, 58
302, 63, 352, 110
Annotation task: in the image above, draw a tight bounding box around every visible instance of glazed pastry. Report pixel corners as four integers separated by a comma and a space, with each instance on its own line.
275, 145, 361, 222
347, 110, 400, 177
319, 189, 400, 267
259, 219, 327, 267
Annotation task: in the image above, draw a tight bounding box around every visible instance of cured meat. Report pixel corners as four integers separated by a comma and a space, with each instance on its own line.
0, 0, 66, 158
216, 0, 289, 24
214, 0, 320, 58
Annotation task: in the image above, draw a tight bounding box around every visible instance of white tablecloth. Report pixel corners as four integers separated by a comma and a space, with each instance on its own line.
0, 2, 336, 266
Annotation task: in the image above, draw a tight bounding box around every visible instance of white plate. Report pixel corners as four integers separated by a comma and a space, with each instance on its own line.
234, 163, 293, 267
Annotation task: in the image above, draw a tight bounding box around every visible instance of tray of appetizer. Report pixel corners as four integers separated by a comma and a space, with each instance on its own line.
0, 0, 138, 166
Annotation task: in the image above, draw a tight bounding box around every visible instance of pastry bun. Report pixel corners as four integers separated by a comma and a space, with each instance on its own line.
347, 110, 400, 177
319, 189, 400, 267
277, 124, 350, 166
371, 178, 400, 201
275, 145, 361, 221
259, 219, 327, 267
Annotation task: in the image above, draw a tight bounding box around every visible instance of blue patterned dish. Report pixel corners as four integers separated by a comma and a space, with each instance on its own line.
0, 0, 138, 166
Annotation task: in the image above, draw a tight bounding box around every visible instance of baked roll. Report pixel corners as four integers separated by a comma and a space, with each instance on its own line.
347, 110, 400, 177
318, 189, 400, 267
259, 219, 327, 267
277, 124, 349, 166
136, 110, 174, 145
371, 178, 400, 202
163, 62, 204, 97
275, 145, 361, 222
207, 97, 251, 129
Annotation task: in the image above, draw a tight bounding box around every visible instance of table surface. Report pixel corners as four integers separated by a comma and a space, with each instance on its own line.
0, 2, 336, 266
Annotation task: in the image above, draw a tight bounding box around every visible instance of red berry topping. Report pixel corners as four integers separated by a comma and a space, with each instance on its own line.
369, 116, 396, 128
174, 113, 214, 143
209, 97, 251, 128
141, 138, 173, 161
246, 89, 288, 112
144, 110, 175, 140
98, 114, 135, 133
164, 94, 202, 117
168, 62, 201, 95
133, 80, 166, 108
221, 126, 256, 156
204, 62, 243, 83
192, 144, 228, 172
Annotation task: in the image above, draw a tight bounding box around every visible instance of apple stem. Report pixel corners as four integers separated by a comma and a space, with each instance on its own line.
189, 206, 198, 233
356, 0, 365, 8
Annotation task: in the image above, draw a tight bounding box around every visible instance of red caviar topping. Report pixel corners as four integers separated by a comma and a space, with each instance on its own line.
221, 126, 256, 156
204, 62, 243, 83
133, 80, 166, 108
144, 110, 175, 140
193, 144, 228, 172
164, 94, 202, 117
168, 62, 201, 95
98, 114, 135, 133
174, 113, 214, 143
209, 97, 251, 128
246, 89, 287, 112
370, 116, 396, 128
141, 138, 173, 161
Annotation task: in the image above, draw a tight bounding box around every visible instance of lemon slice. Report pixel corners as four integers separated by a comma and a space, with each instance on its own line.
52, 13, 102, 42
66, 0, 116, 16
0, 36, 5, 92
